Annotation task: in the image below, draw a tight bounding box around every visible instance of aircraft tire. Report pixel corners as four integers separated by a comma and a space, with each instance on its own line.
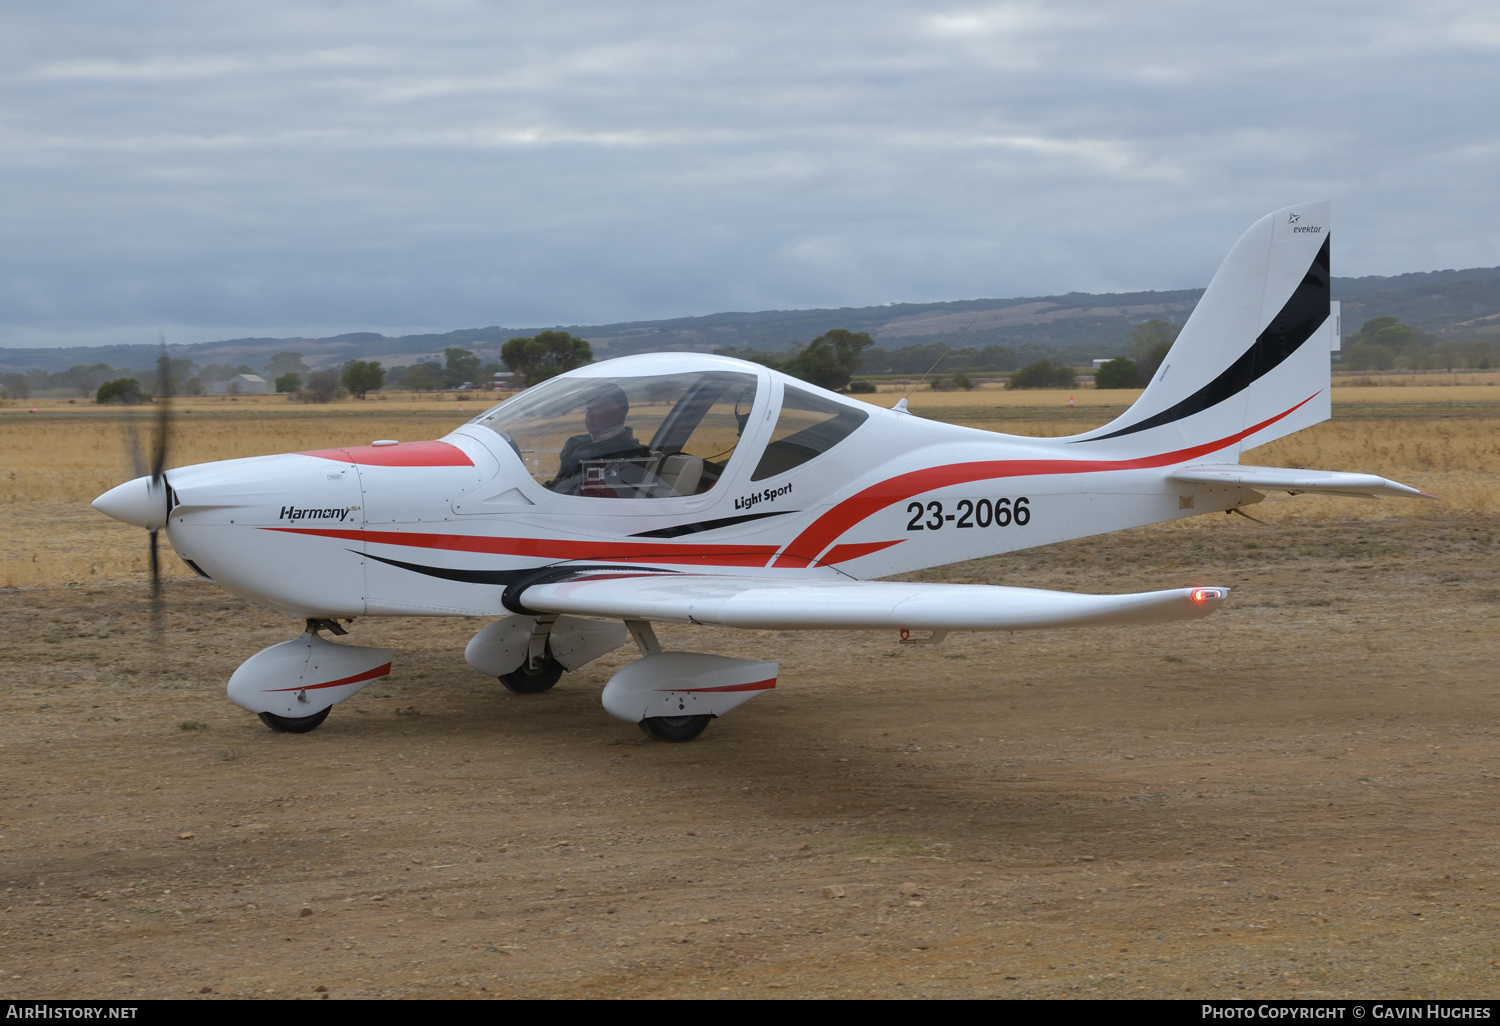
499, 655, 564, 694
638, 714, 711, 743
258, 708, 331, 734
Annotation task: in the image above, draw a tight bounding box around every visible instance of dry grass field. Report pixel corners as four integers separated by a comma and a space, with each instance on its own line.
2, 408, 475, 589
3, 388, 1499, 1000
5, 386, 1498, 587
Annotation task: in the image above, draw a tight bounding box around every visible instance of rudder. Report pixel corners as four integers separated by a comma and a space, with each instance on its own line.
1073, 201, 1335, 460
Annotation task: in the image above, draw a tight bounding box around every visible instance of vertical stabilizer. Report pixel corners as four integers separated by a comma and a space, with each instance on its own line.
1073, 201, 1333, 460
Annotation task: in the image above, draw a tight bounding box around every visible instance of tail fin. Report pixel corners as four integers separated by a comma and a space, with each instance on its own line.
1073, 201, 1334, 460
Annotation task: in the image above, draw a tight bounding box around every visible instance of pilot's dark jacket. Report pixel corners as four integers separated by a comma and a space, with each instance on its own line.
549, 424, 651, 493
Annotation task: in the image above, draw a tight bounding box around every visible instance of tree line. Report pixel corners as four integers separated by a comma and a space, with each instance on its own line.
717, 323, 1175, 392
1338, 316, 1494, 371
12, 311, 1487, 406
1, 352, 317, 402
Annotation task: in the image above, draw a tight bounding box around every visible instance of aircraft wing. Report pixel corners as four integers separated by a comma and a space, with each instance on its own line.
514, 571, 1227, 631
1170, 463, 1435, 499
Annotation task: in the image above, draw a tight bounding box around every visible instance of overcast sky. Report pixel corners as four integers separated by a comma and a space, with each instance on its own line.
3, 0, 1498, 348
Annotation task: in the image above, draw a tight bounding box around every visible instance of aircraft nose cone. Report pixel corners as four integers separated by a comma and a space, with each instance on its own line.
93, 475, 169, 530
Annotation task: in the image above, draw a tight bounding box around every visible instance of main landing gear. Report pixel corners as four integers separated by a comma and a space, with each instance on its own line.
480, 618, 776, 743
228, 614, 776, 743
499, 651, 564, 694
465, 614, 627, 697
599, 623, 779, 744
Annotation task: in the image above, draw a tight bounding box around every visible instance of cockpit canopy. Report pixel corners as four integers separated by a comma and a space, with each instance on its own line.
471, 369, 758, 498
469, 358, 870, 500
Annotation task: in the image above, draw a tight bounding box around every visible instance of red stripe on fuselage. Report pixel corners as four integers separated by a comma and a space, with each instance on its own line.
820, 540, 903, 564
771, 393, 1320, 567
270, 395, 1317, 574
299, 441, 473, 467
265, 527, 781, 567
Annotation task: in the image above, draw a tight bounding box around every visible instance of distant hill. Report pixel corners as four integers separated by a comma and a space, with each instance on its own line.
1334, 266, 1500, 338
0, 327, 520, 377
4, 265, 1498, 375
579, 288, 1207, 364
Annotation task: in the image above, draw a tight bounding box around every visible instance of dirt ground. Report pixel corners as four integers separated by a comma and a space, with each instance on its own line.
4, 508, 1500, 1000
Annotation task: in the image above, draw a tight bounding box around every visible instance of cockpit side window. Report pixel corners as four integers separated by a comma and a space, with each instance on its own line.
470, 371, 758, 499
750, 384, 869, 481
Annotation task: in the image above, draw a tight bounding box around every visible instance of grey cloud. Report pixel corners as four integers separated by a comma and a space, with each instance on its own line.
2, 1, 1498, 346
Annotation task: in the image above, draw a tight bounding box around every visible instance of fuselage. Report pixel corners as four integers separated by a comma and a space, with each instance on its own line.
137, 354, 1254, 619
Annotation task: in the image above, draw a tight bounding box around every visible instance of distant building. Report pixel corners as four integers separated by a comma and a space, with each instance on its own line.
212, 373, 272, 395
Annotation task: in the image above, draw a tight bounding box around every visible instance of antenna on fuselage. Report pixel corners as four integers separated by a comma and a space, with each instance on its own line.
895, 312, 981, 414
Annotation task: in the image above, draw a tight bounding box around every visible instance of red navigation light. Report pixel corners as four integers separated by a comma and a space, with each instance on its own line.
1190, 588, 1224, 604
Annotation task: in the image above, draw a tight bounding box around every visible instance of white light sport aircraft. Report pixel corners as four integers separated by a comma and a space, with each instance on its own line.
94, 201, 1429, 742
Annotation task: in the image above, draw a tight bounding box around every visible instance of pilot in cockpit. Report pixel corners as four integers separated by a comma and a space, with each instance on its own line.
546, 384, 651, 494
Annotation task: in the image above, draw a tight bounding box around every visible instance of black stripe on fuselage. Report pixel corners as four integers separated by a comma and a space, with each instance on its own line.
363, 552, 525, 586
361, 551, 682, 594
630, 509, 796, 539
1080, 234, 1330, 443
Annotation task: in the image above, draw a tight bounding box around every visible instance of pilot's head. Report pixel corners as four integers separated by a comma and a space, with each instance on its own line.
584, 384, 630, 437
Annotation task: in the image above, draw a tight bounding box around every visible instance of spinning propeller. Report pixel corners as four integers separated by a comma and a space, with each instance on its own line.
92, 346, 176, 634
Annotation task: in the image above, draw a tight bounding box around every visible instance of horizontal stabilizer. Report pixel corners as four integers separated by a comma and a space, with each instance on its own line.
517, 572, 1228, 632
1170, 464, 1435, 499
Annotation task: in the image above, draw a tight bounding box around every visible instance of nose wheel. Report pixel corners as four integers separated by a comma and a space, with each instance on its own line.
638, 714, 711, 743
258, 708, 331, 733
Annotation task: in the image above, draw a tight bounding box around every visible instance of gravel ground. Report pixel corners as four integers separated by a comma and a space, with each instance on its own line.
3, 512, 1499, 999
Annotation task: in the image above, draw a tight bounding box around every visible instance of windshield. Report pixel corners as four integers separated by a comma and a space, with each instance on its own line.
471, 370, 759, 498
